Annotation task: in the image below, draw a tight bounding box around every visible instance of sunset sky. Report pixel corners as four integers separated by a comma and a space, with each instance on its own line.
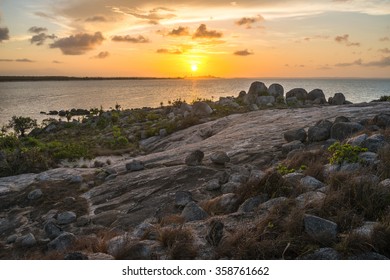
0, 0, 389, 77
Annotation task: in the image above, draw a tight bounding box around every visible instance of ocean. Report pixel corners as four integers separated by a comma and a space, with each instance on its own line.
0, 78, 389, 126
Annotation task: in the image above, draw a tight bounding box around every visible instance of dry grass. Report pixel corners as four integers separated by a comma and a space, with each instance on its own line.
317, 171, 390, 232
217, 201, 315, 259
158, 226, 198, 259
159, 214, 185, 227
335, 233, 374, 257
377, 144, 390, 179
72, 229, 120, 254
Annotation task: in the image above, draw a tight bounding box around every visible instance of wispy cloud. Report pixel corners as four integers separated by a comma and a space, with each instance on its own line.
112, 35, 149, 43
30, 33, 57, 46
233, 49, 254, 56
156, 48, 182, 54
335, 34, 360, 47
379, 48, 390, 54
235, 15, 264, 29
15, 58, 35, 63
50, 32, 105, 55
379, 36, 389, 42
193, 24, 223, 39
92, 51, 110, 59
122, 7, 176, 25
335, 57, 390, 67
85, 16, 108, 22
0, 59, 13, 62
52, 60, 63, 64
0, 27, 9, 42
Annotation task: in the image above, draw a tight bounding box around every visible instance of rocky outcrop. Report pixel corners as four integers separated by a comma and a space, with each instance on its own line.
286, 88, 308, 102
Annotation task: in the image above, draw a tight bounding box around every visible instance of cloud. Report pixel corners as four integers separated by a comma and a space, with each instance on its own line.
0, 59, 13, 62
156, 48, 182, 54
34, 12, 56, 20
85, 16, 108, 22
193, 24, 223, 39
335, 58, 362, 67
30, 33, 57, 46
233, 49, 254, 56
0, 27, 9, 42
15, 58, 35, 63
124, 7, 176, 24
112, 35, 149, 43
50, 32, 105, 55
92, 51, 110, 59
28, 26, 48, 34
364, 56, 390, 67
167, 26, 190, 36
235, 15, 264, 29
335, 57, 390, 67
335, 34, 360, 47
379, 48, 390, 54
379, 36, 390, 42
52, 60, 63, 64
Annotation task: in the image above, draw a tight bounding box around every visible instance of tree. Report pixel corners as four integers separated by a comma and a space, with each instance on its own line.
8, 116, 37, 137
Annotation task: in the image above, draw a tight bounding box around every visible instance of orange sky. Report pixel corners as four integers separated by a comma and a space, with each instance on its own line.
0, 0, 389, 77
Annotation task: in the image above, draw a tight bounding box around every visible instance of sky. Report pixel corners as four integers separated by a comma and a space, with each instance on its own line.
0, 0, 389, 78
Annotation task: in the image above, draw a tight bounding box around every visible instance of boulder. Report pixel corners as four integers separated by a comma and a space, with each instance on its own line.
334, 116, 350, 123
175, 191, 193, 208
330, 122, 364, 141
373, 113, 390, 128
347, 134, 368, 146
247, 170, 266, 185
282, 140, 304, 155
284, 128, 307, 143
57, 211, 77, 225
257, 96, 275, 106
205, 178, 221, 191
283, 172, 305, 185
221, 182, 241, 193
308, 119, 333, 142
47, 232, 77, 251
44, 221, 64, 240
329, 92, 346, 105
181, 202, 208, 222
362, 134, 387, 152
210, 151, 230, 165
64, 252, 89, 260
353, 222, 379, 238
15, 233, 37, 247
248, 81, 268, 96
379, 179, 390, 188
27, 189, 43, 200
304, 214, 338, 242
300, 176, 325, 191
296, 191, 326, 209
285, 88, 308, 101
258, 197, 288, 212
307, 89, 326, 103
205, 193, 239, 215
126, 160, 144, 172
238, 195, 268, 213
268, 83, 284, 99
192, 102, 213, 117
359, 152, 378, 165
185, 150, 204, 166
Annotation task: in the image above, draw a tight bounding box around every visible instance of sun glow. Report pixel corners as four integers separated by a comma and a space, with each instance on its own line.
191, 64, 198, 72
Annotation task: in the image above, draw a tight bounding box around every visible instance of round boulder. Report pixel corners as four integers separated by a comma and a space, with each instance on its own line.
185, 150, 204, 166
192, 102, 213, 117
284, 128, 307, 143
307, 89, 326, 102
210, 151, 230, 165
268, 83, 284, 99
286, 88, 308, 101
329, 92, 346, 105
248, 81, 268, 96
330, 122, 364, 141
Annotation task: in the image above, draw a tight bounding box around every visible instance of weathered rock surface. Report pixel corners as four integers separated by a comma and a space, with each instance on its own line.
284, 128, 307, 143
304, 214, 338, 242
330, 122, 364, 141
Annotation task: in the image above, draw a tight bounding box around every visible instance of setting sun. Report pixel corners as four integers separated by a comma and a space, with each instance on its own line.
191, 64, 198, 72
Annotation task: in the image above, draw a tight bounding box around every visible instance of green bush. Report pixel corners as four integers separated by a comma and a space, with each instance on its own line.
277, 164, 296, 175
328, 142, 368, 165
8, 116, 37, 137
0, 134, 19, 150
379, 96, 390, 102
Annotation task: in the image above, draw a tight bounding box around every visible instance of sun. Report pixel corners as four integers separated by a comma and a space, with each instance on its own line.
191, 64, 198, 72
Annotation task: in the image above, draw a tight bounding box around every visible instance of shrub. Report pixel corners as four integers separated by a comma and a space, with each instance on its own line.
277, 164, 296, 175
158, 226, 198, 259
8, 116, 37, 137
379, 95, 390, 102
328, 142, 367, 164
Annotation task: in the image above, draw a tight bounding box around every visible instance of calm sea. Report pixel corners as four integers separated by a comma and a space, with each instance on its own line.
0, 78, 389, 126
